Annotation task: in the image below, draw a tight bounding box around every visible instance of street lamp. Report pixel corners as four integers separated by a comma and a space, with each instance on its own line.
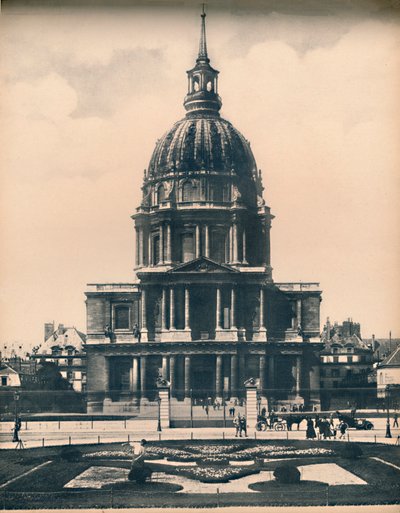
385, 385, 392, 439
157, 395, 162, 432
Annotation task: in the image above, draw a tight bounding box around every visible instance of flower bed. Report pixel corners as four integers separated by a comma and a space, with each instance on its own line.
178, 465, 260, 483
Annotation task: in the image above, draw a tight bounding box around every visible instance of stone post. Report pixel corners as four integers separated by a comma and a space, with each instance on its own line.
244, 378, 258, 433
157, 384, 171, 429
184, 355, 191, 400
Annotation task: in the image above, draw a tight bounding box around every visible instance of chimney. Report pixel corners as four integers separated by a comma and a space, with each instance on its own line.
44, 322, 54, 342
58, 324, 65, 334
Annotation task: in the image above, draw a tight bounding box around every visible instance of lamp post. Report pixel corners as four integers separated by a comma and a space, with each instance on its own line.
157, 395, 162, 432
385, 385, 392, 438
257, 395, 261, 417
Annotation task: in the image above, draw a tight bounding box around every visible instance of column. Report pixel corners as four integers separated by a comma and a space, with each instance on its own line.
184, 286, 190, 331
242, 227, 248, 264
232, 223, 239, 263
140, 356, 147, 402
162, 356, 169, 380
131, 357, 139, 392
166, 223, 172, 263
141, 288, 148, 342
135, 228, 139, 267
138, 228, 144, 267
104, 356, 111, 400
260, 288, 265, 329
296, 299, 302, 328
170, 356, 176, 397
195, 224, 201, 258
147, 232, 152, 266
205, 225, 210, 258
159, 225, 164, 264
259, 355, 266, 397
216, 287, 222, 330
230, 287, 236, 329
230, 355, 238, 400
169, 287, 175, 330
229, 226, 233, 263
216, 355, 223, 400
295, 355, 302, 398
308, 354, 321, 410
161, 287, 167, 330
131, 357, 139, 405
184, 355, 191, 399
268, 355, 275, 392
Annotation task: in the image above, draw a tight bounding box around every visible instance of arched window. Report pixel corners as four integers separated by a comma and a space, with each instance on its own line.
114, 305, 130, 330
153, 235, 160, 264
193, 76, 200, 92
181, 233, 194, 262
210, 229, 226, 263
157, 184, 165, 204
182, 181, 193, 202
206, 80, 213, 92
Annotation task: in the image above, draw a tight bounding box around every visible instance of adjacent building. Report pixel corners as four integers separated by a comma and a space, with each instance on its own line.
84, 12, 323, 415
30, 323, 87, 392
376, 345, 400, 399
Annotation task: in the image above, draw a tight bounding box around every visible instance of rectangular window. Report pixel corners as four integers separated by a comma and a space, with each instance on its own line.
333, 356, 339, 363
1, 376, 7, 386
115, 305, 130, 330
181, 233, 194, 262
347, 356, 353, 363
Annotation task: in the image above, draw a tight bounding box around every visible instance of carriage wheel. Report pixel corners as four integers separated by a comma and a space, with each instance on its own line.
275, 422, 285, 431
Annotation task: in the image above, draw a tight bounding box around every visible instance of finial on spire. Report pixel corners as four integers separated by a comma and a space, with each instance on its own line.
198, 3, 209, 62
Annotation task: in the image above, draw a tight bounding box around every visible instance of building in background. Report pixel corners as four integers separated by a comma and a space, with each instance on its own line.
84, 11, 323, 415
320, 318, 375, 409
30, 322, 87, 392
376, 345, 400, 402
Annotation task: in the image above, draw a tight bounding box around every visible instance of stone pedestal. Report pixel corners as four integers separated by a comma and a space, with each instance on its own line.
215, 329, 238, 341
284, 329, 303, 342
253, 328, 267, 342
157, 384, 171, 429
161, 329, 191, 342
244, 378, 258, 433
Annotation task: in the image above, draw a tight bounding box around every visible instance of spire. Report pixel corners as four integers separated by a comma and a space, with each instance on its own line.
184, 6, 222, 116
198, 4, 209, 63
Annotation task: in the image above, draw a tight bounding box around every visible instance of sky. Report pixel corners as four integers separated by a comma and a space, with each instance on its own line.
1, 0, 400, 353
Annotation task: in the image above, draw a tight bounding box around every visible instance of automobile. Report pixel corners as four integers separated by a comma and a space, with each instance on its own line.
336, 411, 374, 430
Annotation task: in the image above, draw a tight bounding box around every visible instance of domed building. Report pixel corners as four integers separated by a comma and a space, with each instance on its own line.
84, 12, 323, 417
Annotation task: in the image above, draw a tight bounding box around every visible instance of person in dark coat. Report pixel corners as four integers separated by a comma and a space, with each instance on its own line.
306, 417, 317, 439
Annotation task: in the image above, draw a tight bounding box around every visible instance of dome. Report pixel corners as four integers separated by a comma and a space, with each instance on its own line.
148, 114, 257, 179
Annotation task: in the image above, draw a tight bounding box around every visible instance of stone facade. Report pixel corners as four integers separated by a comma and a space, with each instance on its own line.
85, 12, 323, 415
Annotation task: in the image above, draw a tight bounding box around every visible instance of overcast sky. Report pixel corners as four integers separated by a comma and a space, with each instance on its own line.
1, 1, 400, 352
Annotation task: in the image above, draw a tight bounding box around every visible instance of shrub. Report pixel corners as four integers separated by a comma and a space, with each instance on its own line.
273, 464, 301, 484
59, 447, 82, 462
128, 465, 152, 484
197, 457, 230, 467
340, 443, 363, 460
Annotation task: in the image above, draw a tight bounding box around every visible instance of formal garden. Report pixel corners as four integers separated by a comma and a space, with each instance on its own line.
0, 439, 399, 508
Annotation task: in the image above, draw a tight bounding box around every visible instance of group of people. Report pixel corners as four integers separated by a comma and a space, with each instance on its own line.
233, 414, 248, 437
305, 414, 349, 440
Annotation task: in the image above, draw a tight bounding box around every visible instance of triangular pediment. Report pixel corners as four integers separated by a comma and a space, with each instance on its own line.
168, 257, 239, 274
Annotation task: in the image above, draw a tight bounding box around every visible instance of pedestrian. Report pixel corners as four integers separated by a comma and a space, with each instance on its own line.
261, 406, 267, 418
393, 412, 399, 428
205, 404, 209, 415
286, 415, 293, 431
306, 417, 317, 439
329, 412, 335, 427
233, 414, 241, 437
339, 420, 348, 439
240, 415, 248, 437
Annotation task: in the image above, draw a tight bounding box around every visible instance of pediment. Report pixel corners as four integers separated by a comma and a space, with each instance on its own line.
168, 257, 239, 274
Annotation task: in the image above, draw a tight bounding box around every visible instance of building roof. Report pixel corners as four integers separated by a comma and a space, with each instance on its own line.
380, 344, 400, 367
36, 326, 86, 355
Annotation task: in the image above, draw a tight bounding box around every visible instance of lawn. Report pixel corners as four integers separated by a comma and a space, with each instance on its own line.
0, 439, 399, 508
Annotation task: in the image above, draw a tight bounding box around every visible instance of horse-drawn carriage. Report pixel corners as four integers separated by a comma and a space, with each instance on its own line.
256, 413, 307, 431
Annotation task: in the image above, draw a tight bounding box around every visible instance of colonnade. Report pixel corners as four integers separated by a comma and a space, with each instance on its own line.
135, 220, 254, 267
140, 284, 270, 342
102, 352, 304, 403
